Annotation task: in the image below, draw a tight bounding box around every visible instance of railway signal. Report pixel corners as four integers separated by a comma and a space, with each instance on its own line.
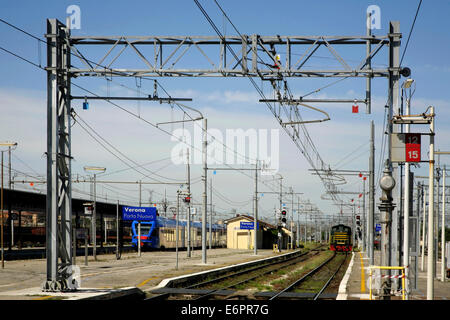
355, 215, 362, 242
83, 202, 93, 215
281, 209, 287, 227
356, 226, 362, 240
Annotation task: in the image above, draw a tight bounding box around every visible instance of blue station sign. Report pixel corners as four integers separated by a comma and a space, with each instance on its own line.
240, 221, 259, 230
122, 206, 157, 221
375, 224, 381, 232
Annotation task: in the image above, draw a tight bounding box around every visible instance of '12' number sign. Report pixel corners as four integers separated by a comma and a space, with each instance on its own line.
405, 133, 421, 162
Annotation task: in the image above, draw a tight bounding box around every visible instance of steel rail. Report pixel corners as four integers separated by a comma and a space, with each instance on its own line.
145, 248, 306, 301
313, 252, 348, 300
193, 249, 321, 300
269, 251, 337, 300
145, 244, 326, 301
187, 252, 307, 289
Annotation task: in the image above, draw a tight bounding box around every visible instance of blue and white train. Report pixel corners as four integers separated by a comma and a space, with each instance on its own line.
131, 217, 226, 250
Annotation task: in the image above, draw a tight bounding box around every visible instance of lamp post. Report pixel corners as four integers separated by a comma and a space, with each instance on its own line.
434, 151, 450, 282
156, 103, 203, 261
1, 142, 17, 269
435, 166, 440, 280
441, 166, 446, 282
274, 173, 283, 250
83, 166, 106, 261
401, 78, 414, 299
175, 192, 181, 270
379, 160, 396, 300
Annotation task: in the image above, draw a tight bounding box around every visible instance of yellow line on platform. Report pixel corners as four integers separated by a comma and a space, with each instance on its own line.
33, 295, 53, 300
137, 276, 158, 287
359, 252, 366, 293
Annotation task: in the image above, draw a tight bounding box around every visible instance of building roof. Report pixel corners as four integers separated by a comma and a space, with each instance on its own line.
223, 214, 277, 229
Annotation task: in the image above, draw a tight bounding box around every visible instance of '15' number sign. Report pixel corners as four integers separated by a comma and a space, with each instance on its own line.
405, 133, 421, 162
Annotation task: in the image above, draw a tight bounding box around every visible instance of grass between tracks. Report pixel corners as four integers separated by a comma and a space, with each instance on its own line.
268, 251, 334, 291
291, 253, 348, 293
192, 244, 331, 292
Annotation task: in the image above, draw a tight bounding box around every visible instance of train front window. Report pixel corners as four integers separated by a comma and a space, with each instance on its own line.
137, 225, 152, 235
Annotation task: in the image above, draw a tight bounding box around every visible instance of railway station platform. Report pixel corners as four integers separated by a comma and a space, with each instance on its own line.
0, 247, 280, 300
337, 250, 450, 300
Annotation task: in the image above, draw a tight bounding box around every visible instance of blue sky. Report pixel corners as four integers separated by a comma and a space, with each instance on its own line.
0, 0, 449, 225
1, 0, 449, 97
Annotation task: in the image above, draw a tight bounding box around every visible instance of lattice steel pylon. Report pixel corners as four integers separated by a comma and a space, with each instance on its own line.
43, 19, 73, 291
44, 17, 404, 289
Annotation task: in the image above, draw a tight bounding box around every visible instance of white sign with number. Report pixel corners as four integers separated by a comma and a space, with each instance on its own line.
391, 133, 422, 163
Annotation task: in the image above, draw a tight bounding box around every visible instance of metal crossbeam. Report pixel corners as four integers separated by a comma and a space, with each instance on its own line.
65, 31, 395, 208
71, 95, 192, 102
68, 35, 389, 78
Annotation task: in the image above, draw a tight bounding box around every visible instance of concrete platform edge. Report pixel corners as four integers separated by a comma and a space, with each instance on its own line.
336, 251, 354, 300
155, 250, 301, 289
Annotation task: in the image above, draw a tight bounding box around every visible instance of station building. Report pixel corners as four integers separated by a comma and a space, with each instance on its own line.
224, 214, 293, 250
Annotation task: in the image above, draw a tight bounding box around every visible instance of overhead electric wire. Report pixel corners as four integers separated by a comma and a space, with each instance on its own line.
97, 156, 173, 177
332, 140, 370, 169
73, 110, 187, 182
72, 112, 175, 184
97, 183, 141, 202
1, 8, 274, 173
276, 50, 388, 67
0, 17, 293, 208
0, 18, 162, 82
73, 79, 286, 204
300, 77, 351, 99
0, 15, 286, 200
1, 163, 45, 183
72, 81, 280, 194
107, 76, 257, 165
376, 86, 392, 190
11, 153, 43, 177
71, 185, 135, 205
335, 147, 369, 171
78, 78, 284, 195
204, 0, 332, 207
400, 0, 423, 67
211, 185, 253, 206
209, 1, 371, 206
0, 45, 45, 71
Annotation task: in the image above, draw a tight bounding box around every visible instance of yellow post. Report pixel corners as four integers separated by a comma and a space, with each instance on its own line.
368, 266, 407, 301
402, 269, 406, 300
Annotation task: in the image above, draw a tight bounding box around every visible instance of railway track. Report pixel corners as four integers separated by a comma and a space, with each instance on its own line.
146, 244, 347, 301
191, 248, 322, 301
268, 251, 348, 300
